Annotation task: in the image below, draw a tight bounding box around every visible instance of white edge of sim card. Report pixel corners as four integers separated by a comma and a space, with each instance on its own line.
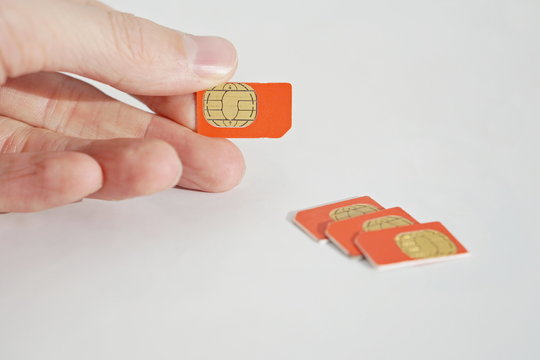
325, 231, 364, 259
360, 251, 471, 271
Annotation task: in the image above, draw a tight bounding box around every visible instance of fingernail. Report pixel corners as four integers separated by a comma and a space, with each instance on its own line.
183, 34, 237, 79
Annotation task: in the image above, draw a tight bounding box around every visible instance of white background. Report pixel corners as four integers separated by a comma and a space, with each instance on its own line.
1, 0, 539, 359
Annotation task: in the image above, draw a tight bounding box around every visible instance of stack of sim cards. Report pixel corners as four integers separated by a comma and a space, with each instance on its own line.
293, 196, 469, 270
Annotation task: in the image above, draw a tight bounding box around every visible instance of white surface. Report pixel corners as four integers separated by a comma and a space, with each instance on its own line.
1, 0, 539, 359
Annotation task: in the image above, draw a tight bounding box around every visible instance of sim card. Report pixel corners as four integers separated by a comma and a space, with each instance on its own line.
354, 222, 469, 270
196, 82, 292, 138
293, 196, 384, 241
325, 207, 418, 258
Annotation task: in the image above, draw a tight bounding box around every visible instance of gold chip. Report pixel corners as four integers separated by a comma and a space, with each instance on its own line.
362, 215, 413, 232
203, 83, 257, 128
328, 203, 380, 221
395, 230, 457, 259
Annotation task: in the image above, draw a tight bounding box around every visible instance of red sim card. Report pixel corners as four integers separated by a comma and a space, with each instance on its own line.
355, 222, 469, 270
293, 196, 384, 241
196, 82, 292, 138
325, 207, 418, 258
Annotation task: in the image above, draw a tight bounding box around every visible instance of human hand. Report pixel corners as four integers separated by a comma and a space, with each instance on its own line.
0, 0, 244, 212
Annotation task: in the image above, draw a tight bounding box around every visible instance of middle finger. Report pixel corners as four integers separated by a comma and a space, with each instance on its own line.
0, 72, 245, 192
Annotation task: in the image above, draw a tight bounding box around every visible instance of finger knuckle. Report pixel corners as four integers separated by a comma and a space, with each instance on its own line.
0, 117, 32, 153
106, 11, 155, 63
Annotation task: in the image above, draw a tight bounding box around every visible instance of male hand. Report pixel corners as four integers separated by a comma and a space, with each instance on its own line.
0, 0, 244, 212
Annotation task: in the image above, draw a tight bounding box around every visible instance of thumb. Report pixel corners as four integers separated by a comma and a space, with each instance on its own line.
0, 0, 237, 95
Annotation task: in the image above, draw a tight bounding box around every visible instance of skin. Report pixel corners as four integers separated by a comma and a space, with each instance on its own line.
0, 0, 245, 212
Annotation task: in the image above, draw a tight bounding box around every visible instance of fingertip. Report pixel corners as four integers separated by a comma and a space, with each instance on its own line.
179, 138, 245, 193
145, 116, 245, 193
129, 138, 183, 194
183, 34, 238, 85
205, 138, 245, 192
